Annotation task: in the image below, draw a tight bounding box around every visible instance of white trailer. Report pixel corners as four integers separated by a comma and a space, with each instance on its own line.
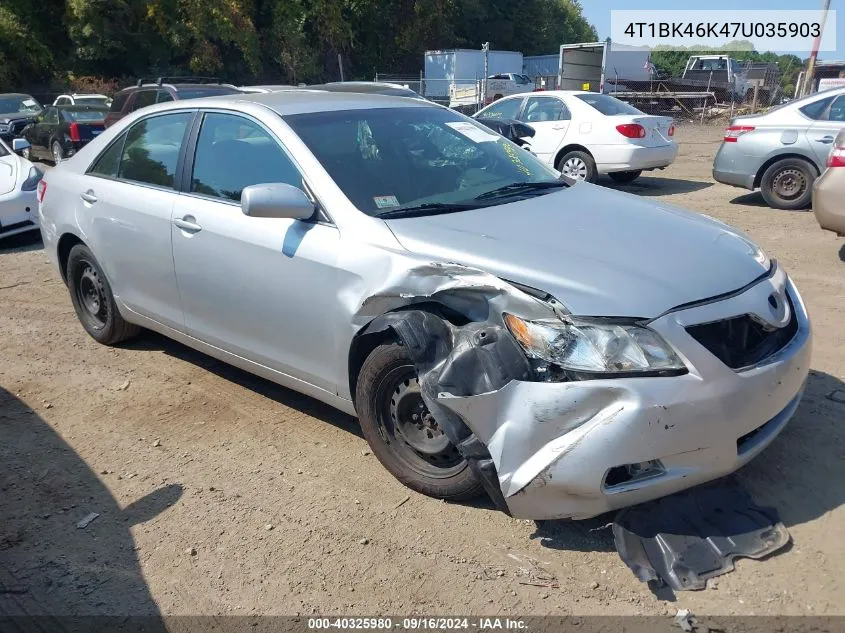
424, 49, 524, 98
557, 40, 651, 93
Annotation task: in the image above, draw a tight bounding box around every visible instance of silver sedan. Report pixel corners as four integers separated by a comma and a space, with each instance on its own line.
713, 87, 845, 209
38, 92, 811, 520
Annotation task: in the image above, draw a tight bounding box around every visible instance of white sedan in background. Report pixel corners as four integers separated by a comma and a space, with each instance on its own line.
0, 138, 42, 240
475, 91, 678, 184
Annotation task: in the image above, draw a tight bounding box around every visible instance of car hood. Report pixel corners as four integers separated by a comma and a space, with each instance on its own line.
0, 113, 36, 124
383, 183, 769, 318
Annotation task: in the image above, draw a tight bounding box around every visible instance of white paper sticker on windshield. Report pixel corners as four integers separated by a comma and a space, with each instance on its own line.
22, 99, 37, 107
374, 195, 400, 209
446, 121, 499, 143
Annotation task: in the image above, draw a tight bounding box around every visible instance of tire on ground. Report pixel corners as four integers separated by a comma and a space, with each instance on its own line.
356, 342, 485, 501
66, 243, 140, 345
759, 158, 815, 211
556, 150, 597, 183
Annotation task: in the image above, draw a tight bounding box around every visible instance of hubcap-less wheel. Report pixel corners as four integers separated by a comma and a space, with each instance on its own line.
379, 366, 464, 477
76, 263, 108, 329
52, 142, 63, 164
771, 167, 806, 201
561, 156, 588, 180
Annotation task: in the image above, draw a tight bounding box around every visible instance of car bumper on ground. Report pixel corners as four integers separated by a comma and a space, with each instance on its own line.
0, 189, 39, 239
596, 143, 679, 173
437, 266, 811, 520
813, 168, 845, 236
712, 142, 757, 189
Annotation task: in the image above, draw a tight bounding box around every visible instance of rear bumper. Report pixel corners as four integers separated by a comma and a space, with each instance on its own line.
595, 143, 679, 173
813, 168, 845, 236
712, 143, 757, 189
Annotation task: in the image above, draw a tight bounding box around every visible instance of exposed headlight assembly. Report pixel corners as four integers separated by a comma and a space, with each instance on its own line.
0, 124, 10, 134
504, 313, 686, 377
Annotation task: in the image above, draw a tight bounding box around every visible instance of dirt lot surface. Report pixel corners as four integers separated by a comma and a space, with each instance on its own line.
1, 125, 844, 619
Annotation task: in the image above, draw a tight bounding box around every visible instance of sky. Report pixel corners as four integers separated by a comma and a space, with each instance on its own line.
579, 0, 844, 60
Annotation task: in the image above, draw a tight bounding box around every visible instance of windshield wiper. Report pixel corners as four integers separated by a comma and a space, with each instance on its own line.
474, 181, 568, 201
375, 202, 486, 219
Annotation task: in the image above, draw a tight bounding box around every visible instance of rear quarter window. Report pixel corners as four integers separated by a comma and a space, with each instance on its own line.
110, 93, 129, 113
800, 96, 834, 120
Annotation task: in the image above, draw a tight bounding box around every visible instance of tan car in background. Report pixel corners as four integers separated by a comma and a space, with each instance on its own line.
813, 129, 845, 236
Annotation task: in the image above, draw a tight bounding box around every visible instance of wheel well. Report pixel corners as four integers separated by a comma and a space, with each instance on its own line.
57, 233, 84, 284
346, 302, 470, 411
753, 154, 819, 189
554, 144, 593, 169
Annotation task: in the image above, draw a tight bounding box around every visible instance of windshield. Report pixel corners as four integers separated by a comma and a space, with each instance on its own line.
0, 96, 42, 114
74, 96, 109, 106
64, 109, 108, 121
576, 93, 643, 116
284, 107, 562, 216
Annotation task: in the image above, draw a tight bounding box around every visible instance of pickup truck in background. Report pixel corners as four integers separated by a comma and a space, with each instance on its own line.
681, 55, 752, 102
449, 73, 534, 109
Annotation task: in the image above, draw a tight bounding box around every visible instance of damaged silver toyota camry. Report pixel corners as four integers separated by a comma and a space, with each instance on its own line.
39, 91, 811, 520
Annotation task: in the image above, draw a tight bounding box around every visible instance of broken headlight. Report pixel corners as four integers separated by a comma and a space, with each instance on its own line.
503, 313, 686, 375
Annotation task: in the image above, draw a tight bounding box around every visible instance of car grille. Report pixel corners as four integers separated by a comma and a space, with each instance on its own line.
685, 295, 798, 370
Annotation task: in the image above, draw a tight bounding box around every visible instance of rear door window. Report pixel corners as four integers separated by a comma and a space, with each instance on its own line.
521, 97, 570, 122
118, 112, 193, 188
826, 95, 845, 122
110, 93, 129, 113
131, 90, 157, 111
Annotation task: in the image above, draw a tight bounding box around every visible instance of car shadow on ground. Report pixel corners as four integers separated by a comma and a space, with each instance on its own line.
528, 369, 845, 560
603, 176, 713, 197
0, 230, 43, 255
0, 387, 177, 628
123, 331, 364, 440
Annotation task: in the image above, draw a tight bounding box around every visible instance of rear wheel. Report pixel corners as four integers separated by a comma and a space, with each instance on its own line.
556, 150, 597, 183
66, 244, 140, 345
609, 170, 642, 184
760, 158, 815, 210
52, 141, 64, 165
356, 343, 484, 500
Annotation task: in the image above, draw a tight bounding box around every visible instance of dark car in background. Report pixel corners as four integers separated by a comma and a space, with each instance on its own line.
0, 93, 43, 142
104, 77, 241, 128
22, 104, 109, 163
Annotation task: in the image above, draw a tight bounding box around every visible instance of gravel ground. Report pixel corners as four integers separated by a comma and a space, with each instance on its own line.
1, 125, 844, 618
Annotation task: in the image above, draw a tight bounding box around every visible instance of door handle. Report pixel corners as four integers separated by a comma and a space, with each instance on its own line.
173, 216, 202, 233
79, 190, 97, 204
816, 136, 835, 144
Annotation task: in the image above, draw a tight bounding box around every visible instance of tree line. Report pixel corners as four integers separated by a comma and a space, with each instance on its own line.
0, 0, 597, 91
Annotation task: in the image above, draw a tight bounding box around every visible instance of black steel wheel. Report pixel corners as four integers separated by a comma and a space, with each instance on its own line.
760, 158, 815, 210
66, 244, 140, 345
356, 343, 484, 500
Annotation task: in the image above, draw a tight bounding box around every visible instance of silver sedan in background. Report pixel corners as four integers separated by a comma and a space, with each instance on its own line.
38, 92, 810, 520
713, 87, 845, 210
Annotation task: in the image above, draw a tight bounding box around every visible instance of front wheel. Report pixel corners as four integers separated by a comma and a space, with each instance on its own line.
356, 343, 484, 501
556, 150, 597, 183
609, 170, 642, 184
66, 244, 140, 345
759, 158, 815, 210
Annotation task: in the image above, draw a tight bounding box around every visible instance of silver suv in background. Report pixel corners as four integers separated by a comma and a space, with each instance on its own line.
713, 87, 845, 210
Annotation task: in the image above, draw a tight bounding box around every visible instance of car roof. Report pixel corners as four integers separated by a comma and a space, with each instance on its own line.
56, 104, 109, 111
150, 89, 434, 116
70, 93, 108, 98
0, 93, 35, 98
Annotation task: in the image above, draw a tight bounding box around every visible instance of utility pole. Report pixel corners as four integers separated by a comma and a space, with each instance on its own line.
801, 0, 831, 97
482, 42, 490, 107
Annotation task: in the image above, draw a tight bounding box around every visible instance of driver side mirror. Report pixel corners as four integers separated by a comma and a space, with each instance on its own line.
12, 138, 30, 155
241, 183, 315, 220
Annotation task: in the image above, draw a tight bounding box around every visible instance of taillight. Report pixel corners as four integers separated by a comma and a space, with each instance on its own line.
828, 148, 845, 168
668, 123, 675, 137
37, 179, 47, 203
723, 125, 755, 142
616, 123, 646, 139
69, 122, 81, 142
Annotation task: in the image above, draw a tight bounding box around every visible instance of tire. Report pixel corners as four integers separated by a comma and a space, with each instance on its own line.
356, 343, 484, 501
556, 150, 597, 183
52, 140, 64, 165
66, 244, 140, 345
608, 170, 642, 184
759, 158, 815, 210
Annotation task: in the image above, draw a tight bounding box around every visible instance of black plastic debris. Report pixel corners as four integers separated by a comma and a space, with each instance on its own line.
612, 479, 790, 591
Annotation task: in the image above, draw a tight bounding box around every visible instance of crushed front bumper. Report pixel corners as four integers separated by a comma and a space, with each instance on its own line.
435, 267, 811, 520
